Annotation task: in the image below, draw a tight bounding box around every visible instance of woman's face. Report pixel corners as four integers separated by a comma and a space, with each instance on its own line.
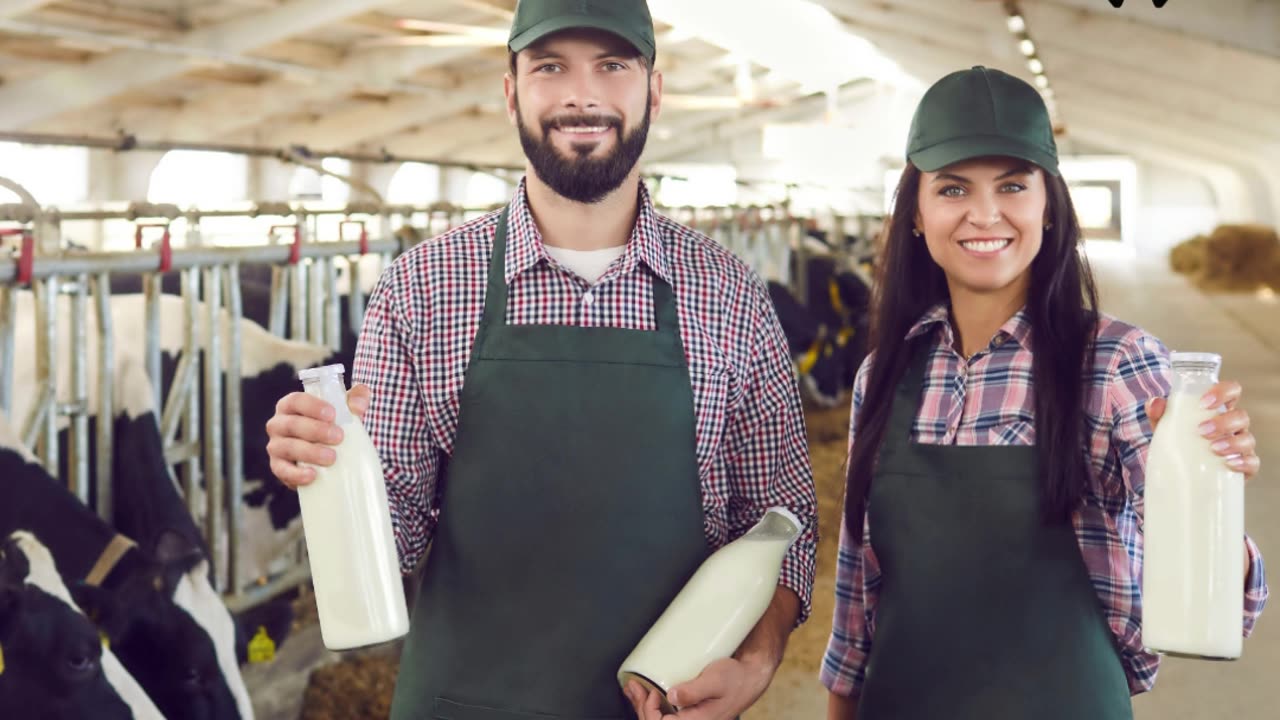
915, 156, 1049, 303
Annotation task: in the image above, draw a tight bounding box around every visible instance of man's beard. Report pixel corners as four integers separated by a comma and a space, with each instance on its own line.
516, 93, 651, 205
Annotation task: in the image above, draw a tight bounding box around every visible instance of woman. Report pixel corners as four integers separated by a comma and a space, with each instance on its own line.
821, 66, 1269, 720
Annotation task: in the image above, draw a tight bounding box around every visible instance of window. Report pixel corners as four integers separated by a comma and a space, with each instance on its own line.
463, 172, 511, 207
289, 157, 353, 204
652, 163, 739, 208
0, 143, 90, 206
148, 150, 248, 206
386, 162, 442, 205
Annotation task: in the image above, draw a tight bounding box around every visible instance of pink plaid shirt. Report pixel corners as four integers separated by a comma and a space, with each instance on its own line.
351, 180, 818, 620
821, 304, 1269, 697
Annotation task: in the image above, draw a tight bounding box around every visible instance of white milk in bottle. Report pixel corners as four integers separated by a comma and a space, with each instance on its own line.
618, 507, 803, 712
297, 364, 409, 650
1142, 351, 1244, 660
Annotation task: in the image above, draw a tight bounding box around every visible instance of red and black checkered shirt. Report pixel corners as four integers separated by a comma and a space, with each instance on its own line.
352, 179, 819, 621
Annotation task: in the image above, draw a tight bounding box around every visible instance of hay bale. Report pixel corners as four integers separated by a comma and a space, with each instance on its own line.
1184, 224, 1280, 292
301, 652, 400, 720
1169, 234, 1208, 275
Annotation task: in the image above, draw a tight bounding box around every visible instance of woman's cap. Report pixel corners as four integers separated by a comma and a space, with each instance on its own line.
906, 65, 1060, 176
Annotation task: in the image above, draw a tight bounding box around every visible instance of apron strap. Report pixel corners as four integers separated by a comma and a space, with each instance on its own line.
878, 339, 931, 463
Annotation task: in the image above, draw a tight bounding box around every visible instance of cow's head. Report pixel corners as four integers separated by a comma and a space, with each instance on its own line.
0, 535, 133, 720
71, 530, 242, 720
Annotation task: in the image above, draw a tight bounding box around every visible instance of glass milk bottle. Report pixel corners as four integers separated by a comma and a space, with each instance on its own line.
1141, 352, 1245, 660
296, 364, 409, 650
618, 507, 803, 712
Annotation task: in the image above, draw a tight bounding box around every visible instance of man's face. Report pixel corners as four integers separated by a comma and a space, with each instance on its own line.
506, 29, 662, 204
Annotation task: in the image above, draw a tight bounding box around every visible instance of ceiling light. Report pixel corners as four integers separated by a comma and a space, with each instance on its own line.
1019, 39, 1036, 56
1028, 58, 1044, 74
1007, 15, 1026, 33
1034, 74, 1049, 89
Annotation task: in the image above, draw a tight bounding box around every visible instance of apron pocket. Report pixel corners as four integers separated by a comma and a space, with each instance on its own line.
432, 697, 625, 720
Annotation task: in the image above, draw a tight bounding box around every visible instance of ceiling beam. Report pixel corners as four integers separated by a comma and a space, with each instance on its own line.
259, 75, 501, 149
1066, 124, 1260, 223
1021, 1, 1280, 107
0, 0, 399, 129
36, 43, 485, 141
824, 0, 1280, 116
644, 81, 877, 163
1039, 0, 1280, 60
0, 0, 51, 19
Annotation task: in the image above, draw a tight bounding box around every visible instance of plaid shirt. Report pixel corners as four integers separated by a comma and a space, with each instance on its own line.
821, 305, 1269, 697
351, 179, 819, 621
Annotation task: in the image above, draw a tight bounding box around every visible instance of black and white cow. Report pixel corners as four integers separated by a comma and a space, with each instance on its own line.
767, 281, 847, 408
7, 317, 255, 720
107, 267, 364, 567
99, 292, 352, 593
0, 530, 162, 720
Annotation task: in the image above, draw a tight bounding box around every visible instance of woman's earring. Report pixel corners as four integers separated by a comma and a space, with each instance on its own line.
911, 227, 922, 237
1044, 221, 1053, 231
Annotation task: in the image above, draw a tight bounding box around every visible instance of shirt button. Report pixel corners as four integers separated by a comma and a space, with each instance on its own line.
582, 291, 594, 306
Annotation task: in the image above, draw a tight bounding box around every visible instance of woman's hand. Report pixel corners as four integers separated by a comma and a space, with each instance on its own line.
1146, 380, 1259, 481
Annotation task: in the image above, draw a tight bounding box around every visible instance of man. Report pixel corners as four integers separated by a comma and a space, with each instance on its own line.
264, 1, 818, 718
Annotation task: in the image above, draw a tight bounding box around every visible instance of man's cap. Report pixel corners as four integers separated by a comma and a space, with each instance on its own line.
508, 0, 656, 62
906, 66, 1060, 176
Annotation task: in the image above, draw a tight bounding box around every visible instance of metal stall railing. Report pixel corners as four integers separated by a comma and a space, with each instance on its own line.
1, 189, 861, 614
0, 221, 405, 612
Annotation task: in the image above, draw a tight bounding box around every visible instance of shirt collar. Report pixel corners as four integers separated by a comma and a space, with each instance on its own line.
905, 302, 1033, 353
503, 178, 672, 286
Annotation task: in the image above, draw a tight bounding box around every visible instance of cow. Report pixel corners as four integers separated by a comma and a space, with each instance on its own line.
6, 323, 255, 720
0, 405, 242, 719
106, 268, 364, 538
766, 280, 847, 408
99, 292, 351, 592
0, 530, 163, 720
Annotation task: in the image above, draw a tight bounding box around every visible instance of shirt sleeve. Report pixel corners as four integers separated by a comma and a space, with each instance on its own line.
720, 275, 819, 625
352, 258, 440, 575
820, 354, 881, 698
1108, 330, 1268, 636
1106, 330, 1172, 514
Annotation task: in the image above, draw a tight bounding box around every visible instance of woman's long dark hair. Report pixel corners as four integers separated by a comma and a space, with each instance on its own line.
843, 162, 1100, 542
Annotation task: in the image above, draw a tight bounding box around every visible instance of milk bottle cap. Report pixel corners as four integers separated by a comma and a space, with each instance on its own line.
298, 363, 353, 423
298, 363, 346, 383
1170, 351, 1222, 368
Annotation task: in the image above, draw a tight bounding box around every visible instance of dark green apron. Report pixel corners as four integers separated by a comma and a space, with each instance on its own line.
856, 344, 1133, 719
389, 208, 709, 720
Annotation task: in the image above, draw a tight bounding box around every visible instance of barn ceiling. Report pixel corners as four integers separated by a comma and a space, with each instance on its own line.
0, 0, 1276, 218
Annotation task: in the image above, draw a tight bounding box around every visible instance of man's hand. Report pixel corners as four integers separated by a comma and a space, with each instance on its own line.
624, 656, 773, 720
265, 383, 371, 489
623, 586, 799, 720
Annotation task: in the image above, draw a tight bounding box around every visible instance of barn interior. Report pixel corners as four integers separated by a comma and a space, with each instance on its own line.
0, 1, 1276, 719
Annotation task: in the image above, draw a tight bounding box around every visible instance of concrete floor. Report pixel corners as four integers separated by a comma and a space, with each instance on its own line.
747, 247, 1280, 719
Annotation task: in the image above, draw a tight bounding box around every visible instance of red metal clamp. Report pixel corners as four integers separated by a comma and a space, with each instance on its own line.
135, 223, 173, 273
340, 220, 369, 256
1, 228, 36, 285
269, 224, 304, 265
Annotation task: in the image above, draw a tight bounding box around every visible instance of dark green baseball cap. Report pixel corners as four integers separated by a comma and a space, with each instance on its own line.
906, 66, 1060, 176
508, 0, 656, 62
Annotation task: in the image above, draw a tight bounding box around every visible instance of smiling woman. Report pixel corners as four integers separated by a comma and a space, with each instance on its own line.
915, 160, 1049, 313
822, 65, 1268, 720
